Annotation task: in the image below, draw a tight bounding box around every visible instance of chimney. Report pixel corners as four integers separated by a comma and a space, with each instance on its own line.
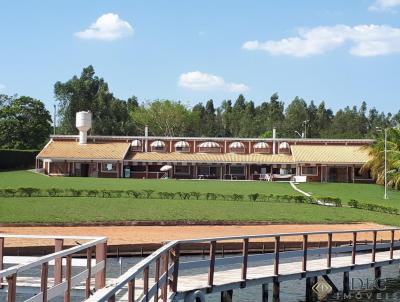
76, 111, 92, 144
272, 128, 276, 154
144, 125, 149, 152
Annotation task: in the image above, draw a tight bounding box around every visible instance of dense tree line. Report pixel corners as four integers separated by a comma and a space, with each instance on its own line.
1, 65, 399, 150
55, 66, 399, 139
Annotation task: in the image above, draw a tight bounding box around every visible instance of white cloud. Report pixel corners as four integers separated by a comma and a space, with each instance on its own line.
75, 13, 133, 41
178, 71, 249, 93
369, 0, 400, 11
243, 24, 400, 57
0, 84, 5, 91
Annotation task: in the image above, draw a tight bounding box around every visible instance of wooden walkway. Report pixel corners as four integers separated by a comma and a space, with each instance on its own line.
87, 227, 400, 302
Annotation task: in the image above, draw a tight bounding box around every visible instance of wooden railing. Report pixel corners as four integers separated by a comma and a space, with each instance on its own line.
0, 234, 107, 302
87, 228, 400, 302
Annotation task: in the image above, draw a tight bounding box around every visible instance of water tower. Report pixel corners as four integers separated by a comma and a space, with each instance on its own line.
76, 111, 92, 144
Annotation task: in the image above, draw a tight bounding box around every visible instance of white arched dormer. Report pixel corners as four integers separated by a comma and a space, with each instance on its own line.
175, 141, 190, 152
150, 140, 166, 152
279, 141, 290, 154
253, 142, 271, 154
131, 139, 142, 151
229, 141, 245, 153
198, 141, 221, 153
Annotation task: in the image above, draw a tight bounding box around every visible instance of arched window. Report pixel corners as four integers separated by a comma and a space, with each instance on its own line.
175, 141, 190, 152
229, 141, 245, 153
253, 142, 271, 154
150, 140, 166, 152
198, 141, 221, 153
279, 142, 290, 153
131, 139, 142, 151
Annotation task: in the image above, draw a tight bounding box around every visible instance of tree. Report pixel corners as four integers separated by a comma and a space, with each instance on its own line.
363, 128, 400, 189
54, 65, 131, 135
0, 95, 52, 149
131, 100, 191, 136
283, 97, 308, 137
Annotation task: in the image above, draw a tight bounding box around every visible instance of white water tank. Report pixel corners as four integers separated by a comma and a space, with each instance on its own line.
76, 111, 92, 144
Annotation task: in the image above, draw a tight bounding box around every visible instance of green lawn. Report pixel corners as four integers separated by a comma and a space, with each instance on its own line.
1, 170, 400, 225
0, 170, 297, 195
1, 197, 400, 226
298, 182, 400, 209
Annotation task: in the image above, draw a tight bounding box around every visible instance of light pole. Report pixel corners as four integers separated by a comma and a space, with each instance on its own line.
302, 120, 309, 139
384, 128, 388, 200
376, 127, 388, 200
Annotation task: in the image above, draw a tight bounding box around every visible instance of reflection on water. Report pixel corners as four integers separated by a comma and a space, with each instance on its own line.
3, 256, 400, 301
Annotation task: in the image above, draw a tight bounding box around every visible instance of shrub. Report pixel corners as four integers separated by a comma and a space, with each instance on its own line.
17, 187, 40, 197
348, 199, 359, 208
178, 192, 191, 200
67, 189, 83, 197
86, 190, 99, 197
190, 192, 201, 200
143, 190, 154, 199
158, 192, 175, 199
101, 190, 112, 198
126, 190, 141, 198
231, 194, 243, 201
206, 193, 217, 200
248, 193, 259, 202
3, 188, 17, 197
46, 188, 64, 197
111, 190, 124, 197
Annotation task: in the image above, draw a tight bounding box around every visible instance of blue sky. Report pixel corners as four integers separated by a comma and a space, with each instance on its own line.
0, 0, 399, 113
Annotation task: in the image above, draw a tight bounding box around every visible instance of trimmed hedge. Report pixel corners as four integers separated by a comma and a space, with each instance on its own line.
0, 149, 39, 170
348, 199, 399, 215
0, 187, 317, 205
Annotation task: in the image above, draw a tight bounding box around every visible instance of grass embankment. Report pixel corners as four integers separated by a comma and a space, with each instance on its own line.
298, 183, 400, 209
2, 197, 400, 226
0, 171, 400, 225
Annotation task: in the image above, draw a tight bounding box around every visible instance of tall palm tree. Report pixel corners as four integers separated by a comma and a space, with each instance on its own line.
362, 128, 400, 190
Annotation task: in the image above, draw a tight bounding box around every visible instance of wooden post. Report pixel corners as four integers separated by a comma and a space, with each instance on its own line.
327, 233, 332, 268
128, 279, 135, 302
274, 236, 280, 276
272, 278, 280, 301
273, 236, 280, 301
372, 231, 377, 263
54, 238, 64, 285
161, 253, 168, 302
262, 284, 268, 302
352, 232, 357, 265
208, 241, 217, 289
169, 244, 180, 293
241, 238, 249, 282
95, 242, 107, 290
85, 247, 92, 299
154, 258, 160, 302
41, 262, 49, 302
375, 267, 382, 288
305, 277, 313, 302
390, 230, 395, 260
7, 274, 17, 302
143, 266, 149, 301
64, 255, 72, 302
0, 237, 4, 289
220, 290, 233, 302
302, 234, 308, 272
343, 271, 350, 295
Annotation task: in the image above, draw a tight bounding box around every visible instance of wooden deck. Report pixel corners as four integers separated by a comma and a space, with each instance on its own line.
87, 228, 400, 302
